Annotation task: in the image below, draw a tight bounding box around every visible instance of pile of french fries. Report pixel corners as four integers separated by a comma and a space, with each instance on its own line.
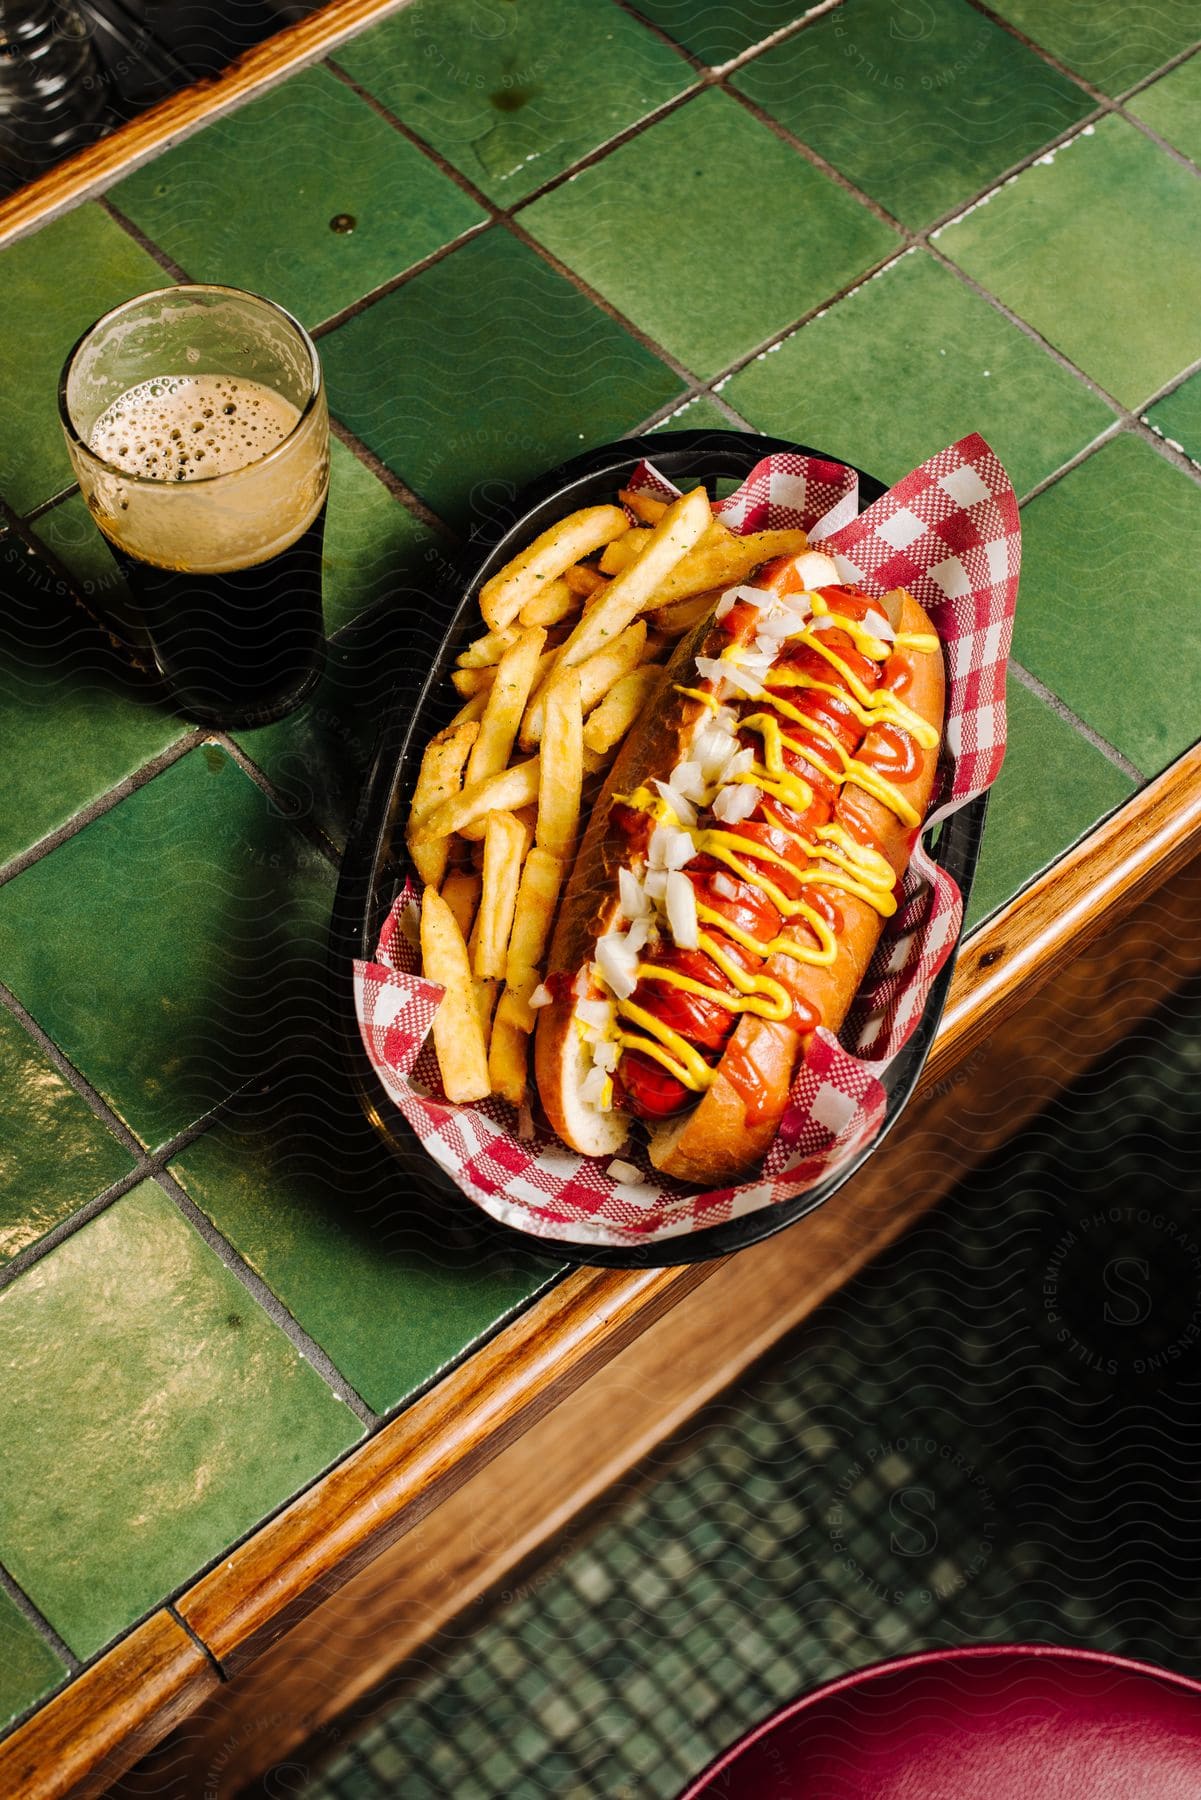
407, 480, 810, 1117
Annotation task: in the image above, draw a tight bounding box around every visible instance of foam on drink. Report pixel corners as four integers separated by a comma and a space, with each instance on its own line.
90, 374, 300, 482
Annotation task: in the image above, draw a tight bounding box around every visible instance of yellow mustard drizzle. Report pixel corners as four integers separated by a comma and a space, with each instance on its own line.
604, 591, 939, 1095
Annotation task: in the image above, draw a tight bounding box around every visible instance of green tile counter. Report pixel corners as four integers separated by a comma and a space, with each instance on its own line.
0, 0, 1199, 1788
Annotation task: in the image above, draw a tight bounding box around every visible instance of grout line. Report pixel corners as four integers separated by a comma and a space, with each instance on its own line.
212, 732, 342, 869
721, 80, 908, 234
98, 195, 193, 283
0, 1564, 81, 1675
1007, 661, 1144, 783
18, 483, 79, 525
0, 732, 203, 889
1115, 39, 1201, 102
327, 417, 453, 542
167, 1604, 227, 1681
308, 216, 493, 339
1015, 424, 1123, 507
152, 1167, 380, 1428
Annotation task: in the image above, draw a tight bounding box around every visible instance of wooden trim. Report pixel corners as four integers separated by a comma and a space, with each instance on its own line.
0, 1612, 218, 1800
117, 850, 1201, 1799
0, 0, 412, 249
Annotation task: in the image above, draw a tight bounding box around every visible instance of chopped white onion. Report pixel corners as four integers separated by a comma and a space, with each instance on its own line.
607, 1158, 645, 1185
627, 916, 651, 954
593, 1038, 618, 1073
665, 870, 699, 949
715, 660, 764, 699
727, 746, 756, 777
712, 872, 742, 901
580, 1064, 611, 1108
791, 550, 840, 589
652, 778, 697, 828
755, 609, 796, 641
669, 759, 707, 803
730, 584, 777, 610
694, 722, 740, 785
715, 588, 738, 620
714, 782, 761, 824
595, 931, 640, 1001
529, 983, 553, 1009
643, 868, 668, 902
648, 823, 696, 872
695, 655, 728, 687
577, 996, 615, 1031
863, 609, 895, 642
618, 866, 650, 920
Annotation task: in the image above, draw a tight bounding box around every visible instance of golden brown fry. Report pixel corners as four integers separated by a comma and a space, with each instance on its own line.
479, 505, 629, 630
448, 689, 489, 728
537, 671, 583, 860
487, 990, 533, 1107
652, 589, 721, 637
618, 488, 668, 525
461, 626, 547, 836
406, 722, 478, 887
582, 666, 665, 757
647, 527, 809, 608
474, 811, 528, 981
456, 624, 521, 670
505, 847, 566, 986
413, 756, 541, 842
598, 527, 651, 575
564, 563, 608, 598
451, 665, 495, 697
420, 886, 491, 1103
440, 868, 481, 941
518, 577, 576, 628
519, 620, 646, 750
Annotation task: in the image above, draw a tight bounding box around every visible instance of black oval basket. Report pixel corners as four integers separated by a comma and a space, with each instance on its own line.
329, 431, 988, 1268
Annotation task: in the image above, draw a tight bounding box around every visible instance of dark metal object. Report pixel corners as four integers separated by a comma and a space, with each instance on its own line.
0, 0, 107, 187
330, 431, 987, 1268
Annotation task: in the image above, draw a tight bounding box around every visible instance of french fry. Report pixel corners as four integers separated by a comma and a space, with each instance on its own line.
440, 868, 481, 941
652, 589, 720, 637
420, 887, 491, 1103
618, 488, 668, 525
487, 990, 533, 1107
564, 563, 608, 598
505, 847, 566, 987
647, 527, 809, 609
543, 486, 711, 688
537, 671, 583, 859
460, 626, 547, 838
598, 528, 651, 575
518, 577, 576, 628
456, 624, 520, 670
413, 756, 541, 842
452, 665, 495, 697
519, 620, 646, 750
448, 689, 489, 728
406, 723, 478, 887
479, 504, 630, 630
583, 666, 665, 757
474, 811, 528, 981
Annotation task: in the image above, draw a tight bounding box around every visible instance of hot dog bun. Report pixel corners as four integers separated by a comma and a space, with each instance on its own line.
535, 563, 944, 1186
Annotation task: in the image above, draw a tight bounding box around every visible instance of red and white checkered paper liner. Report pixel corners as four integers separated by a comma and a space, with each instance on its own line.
354, 434, 1019, 1247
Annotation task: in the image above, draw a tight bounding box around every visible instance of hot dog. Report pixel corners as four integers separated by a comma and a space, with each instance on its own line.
533, 549, 945, 1186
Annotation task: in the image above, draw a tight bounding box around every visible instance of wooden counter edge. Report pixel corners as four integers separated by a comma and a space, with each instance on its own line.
0, 0, 413, 248
0, 1611, 218, 1800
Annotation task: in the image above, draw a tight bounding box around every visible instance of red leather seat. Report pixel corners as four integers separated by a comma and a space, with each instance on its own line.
679, 1645, 1201, 1799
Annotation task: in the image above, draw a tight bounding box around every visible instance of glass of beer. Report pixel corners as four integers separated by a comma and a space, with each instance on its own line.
59, 284, 329, 727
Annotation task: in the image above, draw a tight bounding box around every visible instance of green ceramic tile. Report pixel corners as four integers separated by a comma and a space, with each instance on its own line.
0, 1007, 135, 1264
0, 1587, 66, 1734
1012, 433, 1201, 776
650, 395, 739, 433
333, 0, 693, 205
936, 116, 1201, 408
0, 530, 185, 870
320, 437, 440, 637
0, 748, 336, 1149
171, 1070, 562, 1415
232, 588, 430, 849
1128, 52, 1201, 165
0, 204, 169, 516
723, 250, 1113, 493
964, 678, 1134, 929
30, 491, 138, 645
732, 0, 1090, 229
984, 0, 1199, 93
625, 0, 806, 66
110, 67, 484, 329
0, 1180, 359, 1658
321, 229, 682, 523
1145, 371, 1201, 468
523, 90, 898, 380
